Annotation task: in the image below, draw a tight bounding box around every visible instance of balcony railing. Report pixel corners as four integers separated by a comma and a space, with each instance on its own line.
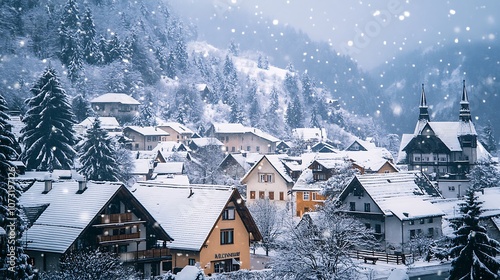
100, 213, 133, 224
99, 232, 141, 243
120, 248, 171, 262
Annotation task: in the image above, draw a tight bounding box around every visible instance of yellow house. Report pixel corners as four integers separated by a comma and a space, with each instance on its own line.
157, 122, 194, 145
131, 183, 261, 275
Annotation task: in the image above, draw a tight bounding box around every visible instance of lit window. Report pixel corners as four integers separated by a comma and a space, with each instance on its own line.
250, 191, 255, 199
259, 191, 265, 199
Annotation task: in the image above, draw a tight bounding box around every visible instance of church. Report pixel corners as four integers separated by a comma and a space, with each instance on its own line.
398, 81, 492, 180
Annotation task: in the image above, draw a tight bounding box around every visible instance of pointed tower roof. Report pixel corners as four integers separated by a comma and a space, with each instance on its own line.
419, 83, 430, 121
459, 80, 471, 122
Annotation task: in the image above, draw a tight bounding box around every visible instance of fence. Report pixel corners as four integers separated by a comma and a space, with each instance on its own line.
347, 249, 412, 265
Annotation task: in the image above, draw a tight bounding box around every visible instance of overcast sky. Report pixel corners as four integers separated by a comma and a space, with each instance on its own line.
170, 0, 499, 70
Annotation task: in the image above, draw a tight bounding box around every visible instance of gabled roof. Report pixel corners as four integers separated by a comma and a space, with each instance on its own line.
292, 128, 328, 142
154, 162, 184, 175
78, 117, 121, 129
240, 155, 295, 184
154, 141, 190, 153
219, 153, 261, 172
345, 138, 377, 151
211, 123, 280, 142
131, 159, 153, 175
90, 93, 141, 105
311, 142, 337, 153
124, 126, 170, 136
339, 172, 443, 220
341, 149, 395, 173
131, 183, 261, 251
157, 122, 194, 135
189, 137, 224, 148
20, 181, 123, 253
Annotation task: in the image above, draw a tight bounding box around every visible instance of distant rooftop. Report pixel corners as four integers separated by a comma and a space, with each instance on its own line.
90, 93, 141, 105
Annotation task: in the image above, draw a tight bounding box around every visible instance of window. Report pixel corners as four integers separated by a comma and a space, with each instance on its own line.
312, 193, 318, 201
269, 191, 274, 200
247, 146, 251, 151
134, 143, 139, 149
414, 156, 421, 161
428, 217, 434, 223
231, 147, 235, 152
222, 207, 235, 220
365, 223, 371, 229
364, 203, 370, 212
303, 192, 310, 201
147, 145, 153, 150
256, 146, 260, 152
448, 186, 455, 191
225, 136, 229, 142
220, 229, 234, 245
279, 192, 284, 200
188, 259, 196, 266
268, 146, 272, 153
250, 191, 255, 199
375, 224, 381, 234
313, 173, 326, 181
409, 220, 415, 225
259, 173, 274, 183
420, 219, 425, 224
177, 135, 180, 139
349, 202, 356, 211
428, 228, 434, 237
259, 191, 265, 199
147, 136, 151, 141
410, 229, 416, 238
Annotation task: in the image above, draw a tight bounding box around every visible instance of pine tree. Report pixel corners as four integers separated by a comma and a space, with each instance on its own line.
284, 63, 299, 97
108, 34, 123, 62
228, 39, 239, 56
469, 163, 500, 192
264, 87, 283, 136
449, 188, 500, 279
174, 38, 188, 74
480, 120, 497, 155
80, 7, 99, 64
309, 106, 320, 128
59, 0, 81, 67
77, 118, 120, 182
301, 72, 315, 104
165, 51, 177, 79
71, 94, 92, 123
0, 94, 34, 279
21, 68, 77, 171
257, 54, 264, 69
286, 95, 303, 129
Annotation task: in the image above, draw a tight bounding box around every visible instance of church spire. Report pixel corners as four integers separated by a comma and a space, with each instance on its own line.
418, 83, 430, 121
459, 80, 471, 122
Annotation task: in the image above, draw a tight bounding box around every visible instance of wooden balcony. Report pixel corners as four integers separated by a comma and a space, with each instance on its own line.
99, 232, 141, 243
100, 213, 133, 224
120, 248, 171, 263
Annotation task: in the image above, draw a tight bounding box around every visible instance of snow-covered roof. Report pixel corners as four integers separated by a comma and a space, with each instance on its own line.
130, 184, 237, 251
149, 174, 190, 185
343, 172, 443, 220
292, 128, 328, 142
157, 122, 194, 135
154, 141, 190, 153
16, 170, 74, 181
397, 134, 413, 164
78, 117, 121, 130
292, 169, 323, 192
222, 153, 262, 171
341, 149, 395, 173
211, 123, 280, 143
345, 138, 377, 151
241, 155, 295, 184
20, 180, 123, 254
131, 150, 158, 160
189, 137, 224, 148
90, 93, 141, 105
153, 162, 184, 174
124, 126, 170, 136
131, 159, 153, 174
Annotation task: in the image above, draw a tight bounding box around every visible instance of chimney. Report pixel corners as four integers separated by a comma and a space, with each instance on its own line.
76, 174, 87, 194
43, 173, 53, 194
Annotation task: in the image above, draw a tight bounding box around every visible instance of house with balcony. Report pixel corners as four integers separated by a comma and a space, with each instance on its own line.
131, 183, 262, 275
157, 122, 194, 145
90, 93, 141, 123
123, 126, 170, 151
336, 172, 444, 253
207, 123, 280, 154
397, 82, 492, 181
240, 155, 300, 211
19, 176, 172, 278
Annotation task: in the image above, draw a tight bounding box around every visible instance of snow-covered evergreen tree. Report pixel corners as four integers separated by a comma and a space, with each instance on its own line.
301, 72, 315, 104
283, 63, 299, 97
285, 95, 303, 129
59, 0, 81, 67
174, 38, 189, 74
228, 39, 239, 56
165, 50, 177, 79
264, 87, 283, 137
21, 68, 77, 171
309, 106, 321, 128
468, 162, 500, 191
114, 143, 135, 186
133, 91, 157, 127
77, 118, 120, 182
71, 94, 92, 123
479, 120, 497, 155
81, 7, 99, 64
449, 188, 500, 279
0, 94, 34, 279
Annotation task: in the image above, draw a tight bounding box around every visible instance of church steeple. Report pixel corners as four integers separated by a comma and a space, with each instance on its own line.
418, 83, 430, 121
459, 80, 471, 122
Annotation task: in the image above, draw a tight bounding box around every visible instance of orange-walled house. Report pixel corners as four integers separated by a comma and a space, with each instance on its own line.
131, 183, 261, 275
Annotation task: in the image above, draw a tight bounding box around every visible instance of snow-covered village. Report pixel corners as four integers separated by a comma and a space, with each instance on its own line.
1, 1, 500, 279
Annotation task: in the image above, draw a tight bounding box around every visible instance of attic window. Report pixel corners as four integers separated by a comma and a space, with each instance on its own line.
222, 207, 235, 220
